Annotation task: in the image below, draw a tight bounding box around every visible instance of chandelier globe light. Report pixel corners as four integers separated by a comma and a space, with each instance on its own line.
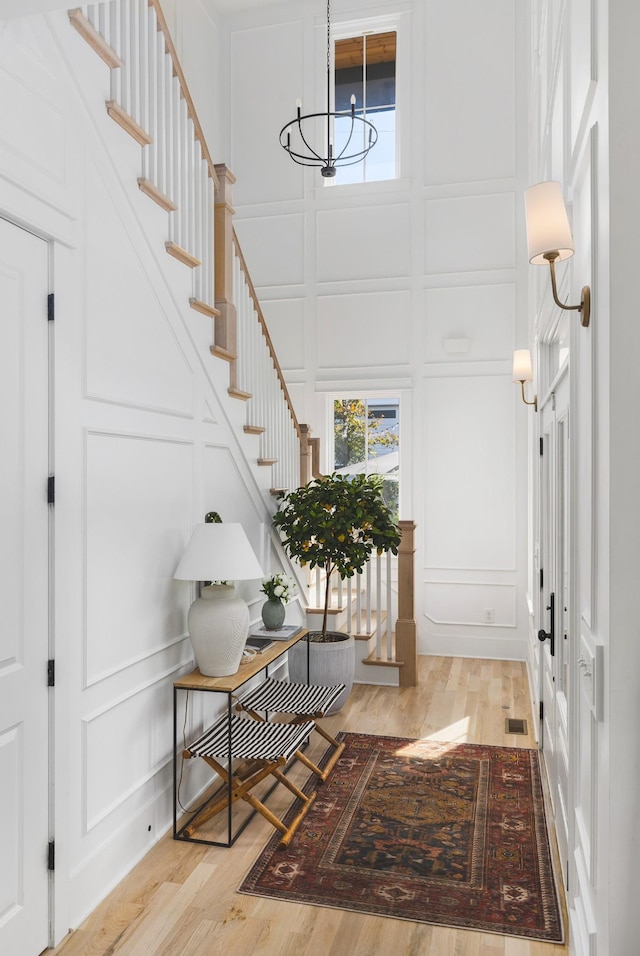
279, 0, 378, 178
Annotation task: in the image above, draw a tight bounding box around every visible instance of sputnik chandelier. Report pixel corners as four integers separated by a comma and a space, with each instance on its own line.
279, 0, 378, 178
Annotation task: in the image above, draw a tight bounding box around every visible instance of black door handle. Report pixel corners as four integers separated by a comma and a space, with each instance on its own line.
538, 593, 555, 656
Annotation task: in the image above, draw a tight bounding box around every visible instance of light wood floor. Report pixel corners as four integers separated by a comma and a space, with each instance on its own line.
49, 656, 568, 956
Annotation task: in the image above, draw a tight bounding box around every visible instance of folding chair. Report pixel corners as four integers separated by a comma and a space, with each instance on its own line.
182, 713, 317, 848
236, 679, 346, 782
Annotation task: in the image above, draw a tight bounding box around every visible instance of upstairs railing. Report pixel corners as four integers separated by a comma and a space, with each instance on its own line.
71, 2, 216, 309
311, 554, 396, 652
67, 1, 416, 682
305, 520, 416, 684
70, 1, 311, 490
233, 230, 302, 493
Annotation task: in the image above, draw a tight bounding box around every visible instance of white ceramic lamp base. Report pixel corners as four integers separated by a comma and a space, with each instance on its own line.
187, 584, 249, 676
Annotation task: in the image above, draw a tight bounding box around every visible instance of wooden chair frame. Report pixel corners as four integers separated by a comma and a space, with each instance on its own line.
181, 714, 317, 849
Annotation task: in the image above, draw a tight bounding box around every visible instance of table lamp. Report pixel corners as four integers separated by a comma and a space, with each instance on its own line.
174, 523, 264, 676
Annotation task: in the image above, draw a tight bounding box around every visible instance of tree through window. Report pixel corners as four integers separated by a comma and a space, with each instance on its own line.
333, 397, 399, 519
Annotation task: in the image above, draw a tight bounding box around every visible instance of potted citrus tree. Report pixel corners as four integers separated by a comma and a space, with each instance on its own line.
273, 472, 401, 712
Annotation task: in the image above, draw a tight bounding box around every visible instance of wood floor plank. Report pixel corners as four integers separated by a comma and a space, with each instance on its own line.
49, 657, 568, 956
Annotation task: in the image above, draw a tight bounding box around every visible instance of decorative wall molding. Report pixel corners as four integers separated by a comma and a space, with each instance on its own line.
82, 657, 194, 833
424, 580, 517, 628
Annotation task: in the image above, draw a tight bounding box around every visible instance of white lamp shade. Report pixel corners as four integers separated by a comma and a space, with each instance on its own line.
513, 349, 533, 383
524, 181, 574, 264
174, 522, 263, 581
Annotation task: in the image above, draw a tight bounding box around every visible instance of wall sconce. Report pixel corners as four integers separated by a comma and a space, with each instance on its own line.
513, 349, 537, 411
524, 181, 590, 327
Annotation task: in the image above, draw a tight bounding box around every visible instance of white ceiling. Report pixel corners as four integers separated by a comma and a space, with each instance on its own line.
208, 0, 284, 11
0, 0, 283, 19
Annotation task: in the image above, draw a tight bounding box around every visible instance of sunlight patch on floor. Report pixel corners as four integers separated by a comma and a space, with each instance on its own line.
424, 716, 471, 743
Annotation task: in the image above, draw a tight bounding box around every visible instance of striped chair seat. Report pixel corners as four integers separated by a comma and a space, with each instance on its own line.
182, 713, 318, 848
187, 712, 315, 762
236, 679, 346, 783
238, 678, 345, 718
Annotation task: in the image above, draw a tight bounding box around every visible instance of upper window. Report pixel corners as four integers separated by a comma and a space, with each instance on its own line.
333, 31, 396, 185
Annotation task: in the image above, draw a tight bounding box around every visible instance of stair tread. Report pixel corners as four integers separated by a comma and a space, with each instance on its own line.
190, 298, 221, 319
106, 100, 152, 146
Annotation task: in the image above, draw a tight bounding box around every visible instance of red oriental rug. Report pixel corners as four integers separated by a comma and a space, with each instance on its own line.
239, 733, 564, 942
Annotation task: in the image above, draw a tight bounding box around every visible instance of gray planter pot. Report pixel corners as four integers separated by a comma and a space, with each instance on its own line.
288, 631, 355, 715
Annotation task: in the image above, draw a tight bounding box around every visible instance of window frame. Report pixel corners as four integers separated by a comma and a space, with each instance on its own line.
326, 10, 408, 187
328, 391, 402, 520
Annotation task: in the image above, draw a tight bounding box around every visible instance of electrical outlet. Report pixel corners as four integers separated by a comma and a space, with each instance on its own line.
484, 608, 494, 624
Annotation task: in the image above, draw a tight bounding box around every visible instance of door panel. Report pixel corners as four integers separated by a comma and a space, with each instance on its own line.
0, 218, 50, 955
538, 368, 570, 878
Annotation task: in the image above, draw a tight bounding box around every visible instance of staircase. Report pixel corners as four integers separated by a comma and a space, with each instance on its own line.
66, 0, 418, 686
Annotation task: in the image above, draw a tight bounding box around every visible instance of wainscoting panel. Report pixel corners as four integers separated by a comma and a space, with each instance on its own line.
230, 19, 305, 206
423, 283, 515, 363
424, 0, 515, 186
84, 431, 194, 687
424, 581, 516, 628
316, 289, 411, 369
83, 670, 177, 833
234, 214, 305, 289
83, 154, 195, 418
423, 375, 516, 571
0, 16, 67, 195
424, 192, 515, 276
316, 203, 410, 282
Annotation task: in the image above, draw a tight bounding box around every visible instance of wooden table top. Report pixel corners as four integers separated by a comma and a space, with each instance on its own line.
173, 628, 307, 693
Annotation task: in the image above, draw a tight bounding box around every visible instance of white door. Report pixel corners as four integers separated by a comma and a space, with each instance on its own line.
538, 367, 570, 885
0, 218, 51, 955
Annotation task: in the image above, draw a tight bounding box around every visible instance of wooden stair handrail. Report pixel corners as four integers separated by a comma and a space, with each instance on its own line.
232, 228, 302, 441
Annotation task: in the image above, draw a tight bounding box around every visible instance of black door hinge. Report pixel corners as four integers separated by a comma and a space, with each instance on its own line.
539, 700, 544, 720
47, 660, 55, 687
47, 476, 55, 504
540, 567, 544, 590
47, 293, 55, 322
539, 436, 543, 456
48, 841, 55, 871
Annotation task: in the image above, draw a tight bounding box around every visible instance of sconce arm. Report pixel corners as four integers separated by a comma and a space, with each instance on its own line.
544, 252, 591, 327
519, 380, 538, 412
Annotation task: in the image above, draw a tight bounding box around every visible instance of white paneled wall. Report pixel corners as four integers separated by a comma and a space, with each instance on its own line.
316, 291, 412, 370
0, 9, 293, 941
223, 0, 529, 661
526, 0, 640, 952
423, 0, 515, 186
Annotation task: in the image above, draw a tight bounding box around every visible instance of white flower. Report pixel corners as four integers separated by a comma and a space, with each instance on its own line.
260, 572, 297, 602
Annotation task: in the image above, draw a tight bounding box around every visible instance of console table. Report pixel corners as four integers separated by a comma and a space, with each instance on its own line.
173, 628, 308, 847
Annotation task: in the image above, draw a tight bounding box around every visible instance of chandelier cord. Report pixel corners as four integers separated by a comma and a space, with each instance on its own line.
326, 0, 331, 76
326, 0, 332, 162
278, 0, 378, 175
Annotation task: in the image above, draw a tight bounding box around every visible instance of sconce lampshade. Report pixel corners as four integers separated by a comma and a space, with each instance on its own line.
524, 181, 574, 264
174, 523, 263, 677
512, 348, 533, 383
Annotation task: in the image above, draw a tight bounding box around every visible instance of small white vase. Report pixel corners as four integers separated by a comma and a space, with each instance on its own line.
187, 584, 249, 676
